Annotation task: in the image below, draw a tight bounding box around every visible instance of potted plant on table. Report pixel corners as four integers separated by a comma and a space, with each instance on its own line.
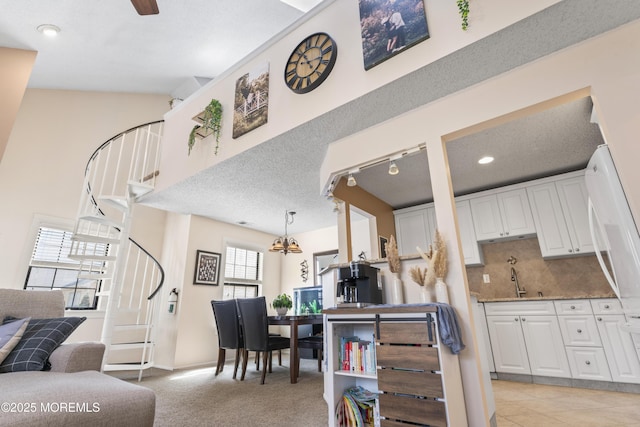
272, 293, 292, 316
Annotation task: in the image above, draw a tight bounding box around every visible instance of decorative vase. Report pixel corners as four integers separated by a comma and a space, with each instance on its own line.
435, 277, 449, 304
389, 273, 404, 304
420, 286, 433, 303
276, 307, 288, 316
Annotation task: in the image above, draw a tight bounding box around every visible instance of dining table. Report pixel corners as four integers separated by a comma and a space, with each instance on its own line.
268, 313, 324, 384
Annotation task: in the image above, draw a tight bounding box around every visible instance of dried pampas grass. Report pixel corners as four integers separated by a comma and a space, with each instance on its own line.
416, 229, 448, 287
409, 266, 428, 287
385, 235, 400, 273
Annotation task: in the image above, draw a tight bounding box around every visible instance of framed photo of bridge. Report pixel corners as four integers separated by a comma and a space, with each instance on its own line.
193, 250, 221, 286
232, 62, 270, 138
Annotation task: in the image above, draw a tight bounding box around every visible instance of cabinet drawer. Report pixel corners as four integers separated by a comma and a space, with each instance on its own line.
484, 300, 556, 316
591, 298, 623, 314
378, 368, 443, 398
376, 321, 436, 345
378, 393, 447, 427
377, 344, 440, 371
554, 300, 593, 315
558, 315, 601, 346
566, 347, 612, 381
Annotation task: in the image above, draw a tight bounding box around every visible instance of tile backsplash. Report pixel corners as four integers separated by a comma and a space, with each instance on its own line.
466, 237, 614, 300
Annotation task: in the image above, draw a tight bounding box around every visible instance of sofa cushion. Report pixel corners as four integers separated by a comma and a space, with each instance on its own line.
0, 317, 30, 364
0, 316, 86, 373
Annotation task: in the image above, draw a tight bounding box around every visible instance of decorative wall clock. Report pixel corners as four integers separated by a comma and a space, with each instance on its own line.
284, 32, 338, 94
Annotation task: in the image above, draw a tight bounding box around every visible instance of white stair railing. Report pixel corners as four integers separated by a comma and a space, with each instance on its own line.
70, 120, 164, 381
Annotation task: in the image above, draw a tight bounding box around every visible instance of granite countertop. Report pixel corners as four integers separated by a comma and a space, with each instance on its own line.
477, 294, 616, 303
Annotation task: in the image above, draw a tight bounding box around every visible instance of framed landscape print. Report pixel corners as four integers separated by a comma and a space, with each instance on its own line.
193, 250, 221, 286
358, 0, 430, 70
232, 62, 269, 139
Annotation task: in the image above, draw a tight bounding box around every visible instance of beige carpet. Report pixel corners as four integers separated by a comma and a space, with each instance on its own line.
112, 356, 328, 427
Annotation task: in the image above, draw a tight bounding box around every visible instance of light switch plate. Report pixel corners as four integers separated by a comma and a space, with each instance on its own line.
483, 274, 490, 284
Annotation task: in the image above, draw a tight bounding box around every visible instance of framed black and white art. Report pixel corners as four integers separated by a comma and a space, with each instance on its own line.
193, 250, 221, 286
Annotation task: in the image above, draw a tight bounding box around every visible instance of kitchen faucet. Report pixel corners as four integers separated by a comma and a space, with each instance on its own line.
511, 267, 526, 298
508, 256, 527, 298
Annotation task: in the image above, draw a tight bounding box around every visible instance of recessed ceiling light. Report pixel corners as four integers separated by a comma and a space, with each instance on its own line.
37, 24, 61, 37
478, 156, 494, 165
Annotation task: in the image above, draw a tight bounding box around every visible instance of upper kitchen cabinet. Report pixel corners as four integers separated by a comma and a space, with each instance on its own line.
456, 200, 483, 265
527, 173, 594, 258
394, 203, 436, 256
469, 188, 536, 241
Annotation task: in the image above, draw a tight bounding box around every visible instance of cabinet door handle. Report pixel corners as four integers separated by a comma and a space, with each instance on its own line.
585, 360, 591, 365
568, 249, 573, 253
506, 232, 510, 236
597, 317, 602, 321
575, 248, 580, 252
522, 317, 526, 321
570, 305, 576, 310
577, 329, 582, 333
515, 318, 519, 322
604, 305, 610, 309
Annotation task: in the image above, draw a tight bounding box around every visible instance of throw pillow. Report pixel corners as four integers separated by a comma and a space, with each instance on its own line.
0, 317, 30, 365
0, 316, 86, 373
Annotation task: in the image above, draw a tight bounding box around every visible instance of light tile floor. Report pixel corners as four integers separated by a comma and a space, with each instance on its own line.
492, 380, 640, 426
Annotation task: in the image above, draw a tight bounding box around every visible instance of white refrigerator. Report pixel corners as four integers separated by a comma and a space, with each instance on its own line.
585, 144, 640, 334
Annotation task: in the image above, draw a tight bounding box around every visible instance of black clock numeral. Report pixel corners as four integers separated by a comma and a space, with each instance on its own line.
285, 68, 297, 79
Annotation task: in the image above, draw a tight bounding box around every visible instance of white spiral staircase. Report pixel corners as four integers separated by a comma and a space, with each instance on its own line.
69, 121, 165, 381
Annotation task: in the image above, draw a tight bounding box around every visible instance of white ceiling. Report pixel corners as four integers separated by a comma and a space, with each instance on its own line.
3, 1, 638, 238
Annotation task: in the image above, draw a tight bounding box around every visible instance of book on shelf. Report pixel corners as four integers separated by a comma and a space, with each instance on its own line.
339, 334, 376, 374
336, 386, 379, 427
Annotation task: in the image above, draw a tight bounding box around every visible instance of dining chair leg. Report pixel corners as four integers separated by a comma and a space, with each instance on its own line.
255, 351, 260, 370
260, 351, 269, 384
215, 348, 226, 376
268, 351, 273, 373
278, 350, 282, 365
317, 349, 323, 372
232, 348, 242, 379
240, 349, 249, 381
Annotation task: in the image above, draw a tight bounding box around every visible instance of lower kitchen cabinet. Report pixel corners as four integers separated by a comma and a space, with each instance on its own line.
485, 301, 571, 378
595, 314, 640, 383
324, 306, 467, 427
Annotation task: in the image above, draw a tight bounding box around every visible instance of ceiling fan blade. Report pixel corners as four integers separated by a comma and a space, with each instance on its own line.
131, 0, 159, 15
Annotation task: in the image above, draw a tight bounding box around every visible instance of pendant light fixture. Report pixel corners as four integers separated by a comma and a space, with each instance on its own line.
269, 210, 303, 255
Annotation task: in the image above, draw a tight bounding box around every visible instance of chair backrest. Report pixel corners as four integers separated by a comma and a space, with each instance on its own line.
236, 297, 269, 352
211, 299, 242, 350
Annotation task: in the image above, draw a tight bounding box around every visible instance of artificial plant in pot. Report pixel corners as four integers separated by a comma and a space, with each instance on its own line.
272, 293, 293, 316
188, 98, 223, 155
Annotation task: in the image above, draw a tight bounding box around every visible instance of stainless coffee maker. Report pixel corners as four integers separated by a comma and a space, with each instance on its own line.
336, 261, 382, 307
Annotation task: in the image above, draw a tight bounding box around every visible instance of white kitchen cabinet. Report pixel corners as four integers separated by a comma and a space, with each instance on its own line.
394, 201, 482, 265
486, 315, 531, 375
527, 176, 594, 258
456, 200, 483, 265
470, 189, 536, 241
393, 203, 435, 256
595, 314, 640, 383
485, 301, 570, 378
556, 299, 612, 381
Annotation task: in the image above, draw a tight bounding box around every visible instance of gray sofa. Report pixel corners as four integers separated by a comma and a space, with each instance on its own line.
0, 289, 155, 427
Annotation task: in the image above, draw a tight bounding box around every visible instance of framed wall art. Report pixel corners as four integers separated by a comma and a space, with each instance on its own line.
193, 250, 221, 286
232, 62, 270, 139
379, 236, 389, 259
358, 0, 430, 70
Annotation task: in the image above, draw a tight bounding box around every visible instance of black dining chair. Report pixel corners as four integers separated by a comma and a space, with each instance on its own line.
210, 299, 243, 379
297, 334, 324, 373
236, 296, 290, 384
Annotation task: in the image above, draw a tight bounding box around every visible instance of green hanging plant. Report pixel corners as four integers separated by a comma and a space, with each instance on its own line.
457, 0, 470, 31
188, 98, 223, 155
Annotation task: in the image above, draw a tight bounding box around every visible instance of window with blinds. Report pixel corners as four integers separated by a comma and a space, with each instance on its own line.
222, 246, 263, 300
24, 226, 108, 309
